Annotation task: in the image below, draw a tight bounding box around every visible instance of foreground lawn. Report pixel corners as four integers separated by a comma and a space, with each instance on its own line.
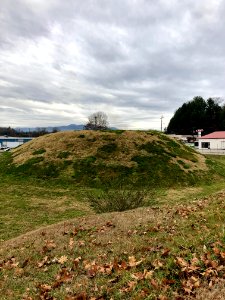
0, 176, 90, 241
1, 188, 225, 299
1, 172, 225, 242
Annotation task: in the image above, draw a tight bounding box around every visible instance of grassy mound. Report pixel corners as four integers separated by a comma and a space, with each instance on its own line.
5, 130, 209, 187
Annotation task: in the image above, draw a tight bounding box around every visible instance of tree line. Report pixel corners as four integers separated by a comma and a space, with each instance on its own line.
167, 96, 225, 135
0, 127, 58, 137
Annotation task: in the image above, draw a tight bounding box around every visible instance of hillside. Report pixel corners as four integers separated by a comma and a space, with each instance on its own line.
9, 130, 208, 187
2, 131, 225, 299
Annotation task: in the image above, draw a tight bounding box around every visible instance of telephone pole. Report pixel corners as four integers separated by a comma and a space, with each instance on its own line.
160, 115, 164, 132
94, 116, 97, 130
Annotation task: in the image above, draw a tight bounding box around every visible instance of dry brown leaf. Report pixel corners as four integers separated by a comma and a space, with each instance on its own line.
143, 269, 154, 279
73, 257, 82, 268
128, 256, 143, 267
176, 257, 188, 268
42, 240, 56, 253
69, 238, 74, 250
162, 248, 170, 257
37, 256, 48, 268
38, 283, 52, 292
150, 278, 159, 289
58, 255, 68, 264
152, 259, 163, 269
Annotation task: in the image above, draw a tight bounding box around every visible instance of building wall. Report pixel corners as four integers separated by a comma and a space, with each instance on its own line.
0, 137, 32, 148
199, 138, 225, 149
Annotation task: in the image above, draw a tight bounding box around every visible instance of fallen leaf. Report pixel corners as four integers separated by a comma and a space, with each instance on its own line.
176, 257, 188, 268
73, 257, 82, 268
162, 248, 170, 257
162, 278, 175, 285
37, 256, 49, 268
143, 269, 154, 279
58, 255, 68, 265
150, 279, 159, 289
42, 240, 56, 253
128, 256, 143, 267
152, 259, 163, 269
69, 238, 74, 250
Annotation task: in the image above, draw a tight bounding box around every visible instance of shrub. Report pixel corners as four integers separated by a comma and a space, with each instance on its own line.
98, 143, 117, 153
57, 151, 70, 159
14, 157, 61, 178
113, 130, 125, 135
0, 152, 13, 173
139, 141, 162, 155
86, 185, 148, 213
97, 143, 118, 158
87, 137, 97, 142
73, 157, 133, 187
32, 149, 46, 155
21, 156, 44, 166
177, 159, 190, 169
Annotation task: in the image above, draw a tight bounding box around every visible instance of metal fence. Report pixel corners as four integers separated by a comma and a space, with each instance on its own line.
196, 149, 225, 155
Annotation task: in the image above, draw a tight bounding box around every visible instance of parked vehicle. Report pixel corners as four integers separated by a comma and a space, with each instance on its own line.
0, 146, 10, 151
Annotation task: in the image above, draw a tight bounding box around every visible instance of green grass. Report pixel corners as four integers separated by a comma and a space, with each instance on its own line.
0, 175, 90, 241
57, 151, 71, 159
32, 148, 46, 155
97, 142, 118, 157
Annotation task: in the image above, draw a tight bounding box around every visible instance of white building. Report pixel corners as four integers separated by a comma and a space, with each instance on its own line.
198, 131, 225, 150
0, 136, 32, 148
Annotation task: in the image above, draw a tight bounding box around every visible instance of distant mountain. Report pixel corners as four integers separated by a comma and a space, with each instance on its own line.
16, 124, 84, 132
55, 124, 84, 131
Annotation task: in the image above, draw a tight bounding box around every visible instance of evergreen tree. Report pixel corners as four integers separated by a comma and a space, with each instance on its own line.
167, 96, 223, 135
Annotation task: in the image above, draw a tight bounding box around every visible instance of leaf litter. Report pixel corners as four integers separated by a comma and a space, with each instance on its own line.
2, 191, 225, 299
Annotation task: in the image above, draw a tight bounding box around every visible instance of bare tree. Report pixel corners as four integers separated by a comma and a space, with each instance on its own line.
84, 111, 109, 130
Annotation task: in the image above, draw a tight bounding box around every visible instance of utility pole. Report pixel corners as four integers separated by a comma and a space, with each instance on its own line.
160, 115, 164, 132
94, 116, 97, 130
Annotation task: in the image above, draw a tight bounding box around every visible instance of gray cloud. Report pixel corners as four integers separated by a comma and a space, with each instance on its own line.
0, 0, 225, 129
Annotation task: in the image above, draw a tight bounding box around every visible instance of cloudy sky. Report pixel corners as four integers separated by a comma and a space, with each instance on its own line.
0, 0, 225, 130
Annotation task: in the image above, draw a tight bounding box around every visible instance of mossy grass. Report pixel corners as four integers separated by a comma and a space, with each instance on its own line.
57, 151, 71, 159
0, 173, 90, 241
32, 148, 46, 155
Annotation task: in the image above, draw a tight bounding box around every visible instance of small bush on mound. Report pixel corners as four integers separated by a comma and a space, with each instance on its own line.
97, 142, 118, 158
86, 185, 148, 213
32, 148, 46, 155
57, 151, 71, 159
15, 160, 60, 178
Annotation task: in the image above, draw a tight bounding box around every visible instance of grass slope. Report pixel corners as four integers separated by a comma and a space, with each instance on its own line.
1, 189, 225, 299
0, 176, 91, 241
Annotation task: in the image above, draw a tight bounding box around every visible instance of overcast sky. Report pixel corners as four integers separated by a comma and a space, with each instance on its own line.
0, 0, 225, 130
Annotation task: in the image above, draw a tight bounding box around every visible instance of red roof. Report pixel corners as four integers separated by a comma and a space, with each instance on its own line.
199, 131, 225, 139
